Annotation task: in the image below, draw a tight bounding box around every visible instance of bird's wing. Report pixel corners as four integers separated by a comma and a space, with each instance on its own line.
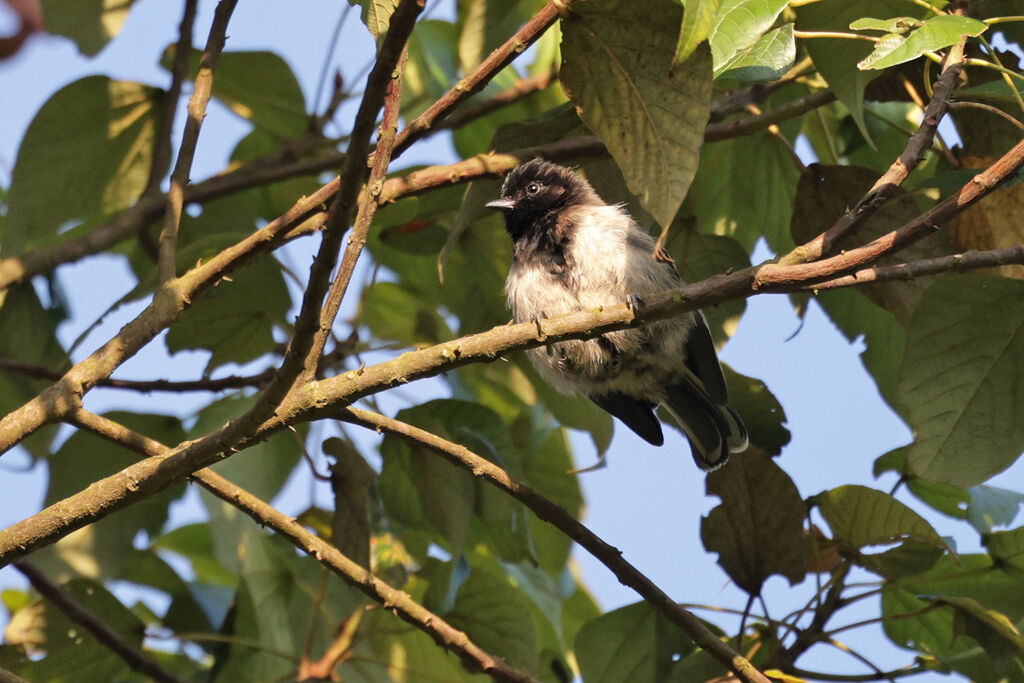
589, 392, 664, 446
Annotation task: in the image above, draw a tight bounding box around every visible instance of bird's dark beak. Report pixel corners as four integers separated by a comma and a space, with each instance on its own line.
485, 198, 515, 212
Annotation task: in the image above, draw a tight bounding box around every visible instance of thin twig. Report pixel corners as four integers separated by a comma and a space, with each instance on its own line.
0, 357, 274, 392
437, 71, 556, 131
779, 34, 968, 266
157, 0, 239, 284
145, 0, 198, 196
13, 561, 183, 683
306, 47, 409, 377
341, 407, 772, 683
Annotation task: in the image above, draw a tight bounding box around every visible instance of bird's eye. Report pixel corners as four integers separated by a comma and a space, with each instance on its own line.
526, 182, 540, 195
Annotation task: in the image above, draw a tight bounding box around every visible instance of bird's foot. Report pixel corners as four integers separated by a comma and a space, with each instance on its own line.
626, 294, 646, 314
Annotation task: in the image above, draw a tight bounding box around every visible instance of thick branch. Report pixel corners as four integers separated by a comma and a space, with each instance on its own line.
341, 408, 771, 683
158, 0, 239, 283
4, 136, 1023, 566
13, 561, 183, 683
65, 409, 538, 683
779, 36, 967, 266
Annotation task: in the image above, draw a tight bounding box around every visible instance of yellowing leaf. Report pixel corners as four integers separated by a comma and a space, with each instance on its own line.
950, 156, 1024, 280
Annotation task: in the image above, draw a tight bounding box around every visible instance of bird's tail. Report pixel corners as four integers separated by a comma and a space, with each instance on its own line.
663, 383, 748, 471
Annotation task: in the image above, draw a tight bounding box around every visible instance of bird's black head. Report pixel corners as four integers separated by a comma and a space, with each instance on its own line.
486, 159, 601, 240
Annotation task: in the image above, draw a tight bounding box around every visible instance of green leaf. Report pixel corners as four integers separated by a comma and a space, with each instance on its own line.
561, 0, 713, 228
897, 275, 1024, 488
404, 20, 460, 120
968, 485, 1024, 534
440, 567, 541, 675
676, 0, 723, 64
685, 106, 800, 253
575, 601, 695, 683
701, 450, 806, 594
349, 0, 401, 42
39, 0, 140, 56
858, 15, 988, 70
722, 366, 791, 456
36, 412, 187, 581
815, 484, 947, 554
707, 0, 790, 70
213, 531, 364, 682
165, 257, 291, 374
5, 77, 158, 253
0, 283, 68, 458
154, 523, 238, 588
160, 49, 309, 137
795, 0, 910, 141
379, 399, 534, 561
458, 0, 547, 72
987, 526, 1024, 572
932, 595, 1024, 673
189, 394, 303, 502
360, 281, 451, 346
716, 23, 796, 81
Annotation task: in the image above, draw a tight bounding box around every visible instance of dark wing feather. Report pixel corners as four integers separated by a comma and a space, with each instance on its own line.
682, 313, 729, 405
590, 392, 664, 446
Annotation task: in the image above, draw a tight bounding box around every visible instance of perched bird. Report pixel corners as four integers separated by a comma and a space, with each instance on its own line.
486, 159, 747, 470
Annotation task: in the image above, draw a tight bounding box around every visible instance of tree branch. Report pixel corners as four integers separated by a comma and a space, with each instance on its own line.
4, 135, 1023, 566
306, 46, 409, 377
704, 89, 836, 143
13, 561, 184, 683
391, 0, 573, 157
779, 34, 968, 266
339, 407, 772, 683
64, 409, 540, 683
158, 0, 239, 284
0, 357, 274, 392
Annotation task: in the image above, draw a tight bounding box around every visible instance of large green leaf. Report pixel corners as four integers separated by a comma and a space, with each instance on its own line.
360, 280, 452, 346
348, 0, 401, 41
716, 23, 795, 81
684, 86, 803, 253
676, 0, 723, 65
968, 485, 1024, 534
39, 0, 141, 56
0, 283, 68, 458
211, 530, 364, 683
701, 450, 806, 594
404, 20, 460, 120
575, 601, 695, 683
897, 275, 1024, 487
160, 49, 309, 138
815, 484, 946, 553
379, 399, 535, 562
35, 412, 187, 581
457, 0, 547, 72
561, 0, 713, 228
5, 77, 158, 254
708, 0, 790, 71
722, 366, 791, 456
165, 257, 291, 374
189, 393, 304, 502
987, 526, 1024, 572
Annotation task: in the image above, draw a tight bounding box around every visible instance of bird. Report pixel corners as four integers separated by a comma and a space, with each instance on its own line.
486, 158, 747, 470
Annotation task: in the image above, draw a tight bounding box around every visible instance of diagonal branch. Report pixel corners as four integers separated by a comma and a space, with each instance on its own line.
779, 34, 968, 267
4, 132, 1024, 576
13, 561, 184, 683
306, 47, 409, 377
340, 407, 772, 683
65, 409, 539, 683
158, 0, 239, 284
